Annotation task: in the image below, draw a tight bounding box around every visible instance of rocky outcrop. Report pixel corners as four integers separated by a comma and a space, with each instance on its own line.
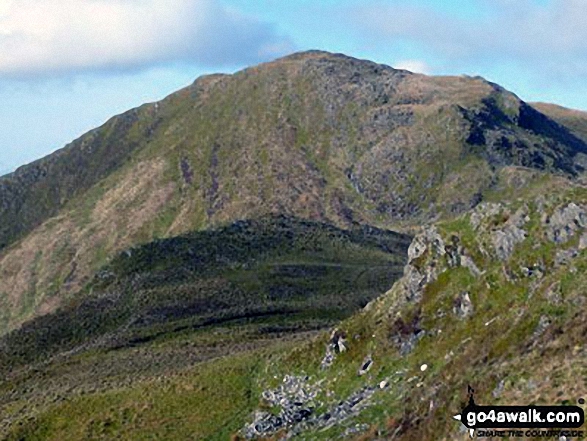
453, 291, 474, 318
555, 249, 578, 267
320, 329, 348, 370
244, 375, 319, 439
445, 234, 482, 276
358, 356, 373, 376
491, 206, 529, 260
544, 203, 587, 244
471, 202, 530, 261
243, 375, 378, 439
470, 202, 503, 229
399, 227, 446, 302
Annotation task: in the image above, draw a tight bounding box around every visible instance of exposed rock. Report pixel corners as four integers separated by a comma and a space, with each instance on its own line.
491, 206, 529, 260
579, 232, 587, 250
554, 248, 578, 267
400, 331, 425, 356
311, 387, 377, 432
320, 329, 348, 370
320, 349, 335, 371
544, 203, 587, 244
533, 315, 551, 339
544, 282, 562, 305
445, 235, 462, 268
470, 202, 503, 230
520, 262, 545, 278
244, 375, 319, 439
390, 312, 426, 355
245, 379, 378, 439
408, 226, 446, 261
400, 227, 446, 302
344, 424, 371, 437
359, 356, 373, 376
401, 265, 430, 302
492, 379, 505, 398
461, 255, 482, 277
453, 291, 474, 318
445, 235, 481, 276
331, 329, 348, 353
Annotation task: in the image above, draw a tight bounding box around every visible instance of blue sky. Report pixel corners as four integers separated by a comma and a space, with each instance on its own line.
2, 0, 587, 173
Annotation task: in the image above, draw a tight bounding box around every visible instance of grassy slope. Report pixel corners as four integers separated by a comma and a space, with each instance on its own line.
3, 346, 282, 441
2, 52, 587, 336
0, 216, 410, 438
230, 176, 587, 440
5, 177, 587, 440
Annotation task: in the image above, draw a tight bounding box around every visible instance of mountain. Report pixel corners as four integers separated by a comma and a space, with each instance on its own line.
2, 51, 587, 336
4, 172, 587, 440
532, 102, 587, 144
2, 50, 587, 440
0, 216, 411, 439
0, 216, 410, 372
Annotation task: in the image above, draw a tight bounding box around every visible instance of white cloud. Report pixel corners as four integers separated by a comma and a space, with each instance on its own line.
0, 0, 293, 77
347, 0, 587, 77
394, 59, 430, 74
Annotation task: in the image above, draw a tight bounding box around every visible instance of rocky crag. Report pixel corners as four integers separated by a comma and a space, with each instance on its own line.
238, 180, 587, 440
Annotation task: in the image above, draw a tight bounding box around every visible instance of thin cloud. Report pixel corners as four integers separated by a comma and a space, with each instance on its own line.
0, 0, 294, 77
346, 0, 587, 77
394, 59, 431, 74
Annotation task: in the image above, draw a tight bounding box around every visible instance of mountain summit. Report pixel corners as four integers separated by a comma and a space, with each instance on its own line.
1, 51, 587, 440
0, 50, 586, 333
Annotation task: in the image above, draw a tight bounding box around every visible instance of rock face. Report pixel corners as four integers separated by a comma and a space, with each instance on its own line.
358, 356, 373, 376
244, 375, 377, 439
491, 206, 529, 260
453, 291, 474, 318
320, 329, 348, 370
245, 375, 318, 439
533, 315, 551, 339
445, 234, 482, 276
394, 223, 483, 308
555, 249, 578, 267
544, 203, 587, 243
400, 227, 446, 302
389, 308, 426, 355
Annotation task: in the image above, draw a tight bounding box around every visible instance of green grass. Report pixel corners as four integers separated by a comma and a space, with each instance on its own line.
5, 350, 271, 441
3, 52, 587, 441
228, 189, 587, 440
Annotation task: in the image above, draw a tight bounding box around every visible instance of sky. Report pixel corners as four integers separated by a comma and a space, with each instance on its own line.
2, 0, 587, 173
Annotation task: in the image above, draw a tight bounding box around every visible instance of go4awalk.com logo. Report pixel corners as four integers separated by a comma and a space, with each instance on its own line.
453, 387, 585, 438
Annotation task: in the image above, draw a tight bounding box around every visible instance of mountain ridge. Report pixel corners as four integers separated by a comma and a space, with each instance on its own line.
1, 49, 587, 336
1, 50, 587, 440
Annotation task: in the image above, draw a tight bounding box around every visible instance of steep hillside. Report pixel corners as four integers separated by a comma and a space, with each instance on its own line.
235, 176, 587, 440
2, 51, 587, 335
0, 216, 410, 438
0, 104, 161, 250
533, 102, 587, 144
5, 175, 587, 440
